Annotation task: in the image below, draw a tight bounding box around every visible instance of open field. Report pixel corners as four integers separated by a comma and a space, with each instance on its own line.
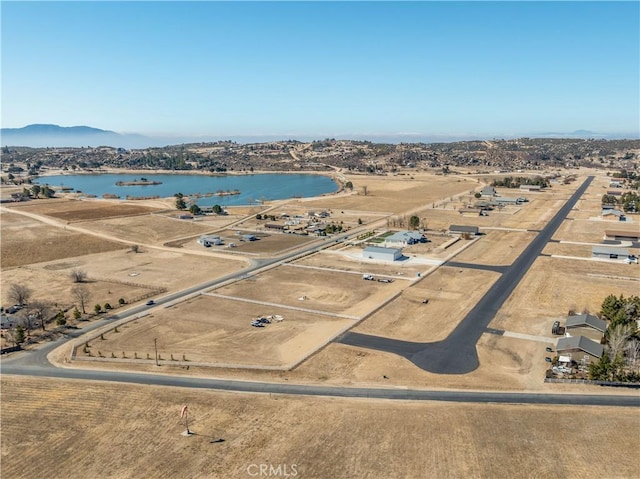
80, 214, 214, 244
1, 209, 125, 268
298, 174, 477, 213
492, 255, 640, 335
213, 265, 405, 318
355, 267, 501, 342
5, 198, 160, 221
212, 229, 316, 254
76, 294, 353, 367
452, 230, 536, 265
292, 250, 431, 278
2, 376, 639, 479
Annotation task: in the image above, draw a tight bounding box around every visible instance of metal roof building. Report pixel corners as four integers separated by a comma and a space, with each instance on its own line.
363, 246, 403, 262
449, 225, 480, 235
592, 246, 630, 259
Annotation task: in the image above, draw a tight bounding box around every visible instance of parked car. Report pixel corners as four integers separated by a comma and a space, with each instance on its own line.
146, 300, 155, 306
545, 357, 552, 362
377, 278, 394, 283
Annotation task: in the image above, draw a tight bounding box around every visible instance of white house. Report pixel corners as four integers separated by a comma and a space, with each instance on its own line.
384, 231, 425, 247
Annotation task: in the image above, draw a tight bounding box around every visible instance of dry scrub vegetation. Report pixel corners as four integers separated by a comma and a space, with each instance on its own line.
2, 376, 638, 479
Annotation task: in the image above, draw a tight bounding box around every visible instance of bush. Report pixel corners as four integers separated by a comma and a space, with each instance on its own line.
104, 303, 112, 310
118, 298, 126, 305
94, 304, 102, 314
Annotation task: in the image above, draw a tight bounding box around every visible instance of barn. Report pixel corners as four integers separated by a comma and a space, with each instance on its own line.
363, 246, 403, 262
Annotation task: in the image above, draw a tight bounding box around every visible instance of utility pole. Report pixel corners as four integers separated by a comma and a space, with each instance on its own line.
154, 338, 159, 366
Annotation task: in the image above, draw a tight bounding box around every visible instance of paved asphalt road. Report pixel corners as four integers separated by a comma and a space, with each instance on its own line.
3, 342, 639, 406
338, 176, 594, 374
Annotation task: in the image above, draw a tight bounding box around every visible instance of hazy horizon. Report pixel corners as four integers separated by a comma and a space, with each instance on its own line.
2, 2, 638, 140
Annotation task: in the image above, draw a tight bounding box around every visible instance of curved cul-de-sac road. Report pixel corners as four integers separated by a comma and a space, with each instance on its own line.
337, 176, 594, 374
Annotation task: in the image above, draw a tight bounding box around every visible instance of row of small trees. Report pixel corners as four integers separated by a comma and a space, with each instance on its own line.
5, 275, 128, 347
589, 294, 640, 382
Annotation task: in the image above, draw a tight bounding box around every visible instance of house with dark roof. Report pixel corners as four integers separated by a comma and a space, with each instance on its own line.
556, 336, 604, 362
519, 184, 542, 192
565, 313, 607, 341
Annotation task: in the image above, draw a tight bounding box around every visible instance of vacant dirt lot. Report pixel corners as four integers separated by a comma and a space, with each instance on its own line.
355, 267, 501, 342
292, 250, 429, 278
2, 376, 638, 479
6, 198, 159, 221
453, 230, 536, 265
77, 294, 353, 367
213, 265, 405, 318
81, 214, 213, 244
1, 210, 125, 269
299, 173, 477, 214
211, 230, 316, 255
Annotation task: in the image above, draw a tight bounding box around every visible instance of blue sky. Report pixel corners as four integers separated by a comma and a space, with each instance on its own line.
2, 1, 639, 139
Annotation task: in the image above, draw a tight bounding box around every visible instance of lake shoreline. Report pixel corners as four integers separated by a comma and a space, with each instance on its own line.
33, 168, 345, 205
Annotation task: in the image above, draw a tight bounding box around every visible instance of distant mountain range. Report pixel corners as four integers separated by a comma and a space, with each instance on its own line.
0, 124, 636, 149
0, 124, 157, 149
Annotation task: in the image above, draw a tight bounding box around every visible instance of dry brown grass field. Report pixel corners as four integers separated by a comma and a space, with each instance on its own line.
77, 295, 353, 367
492, 255, 640, 335
292, 250, 431, 278
452, 230, 536, 265
213, 265, 405, 318
1, 210, 125, 268
211, 230, 316, 254
2, 376, 639, 479
299, 174, 477, 214
355, 267, 501, 342
6, 198, 160, 220
80, 215, 214, 244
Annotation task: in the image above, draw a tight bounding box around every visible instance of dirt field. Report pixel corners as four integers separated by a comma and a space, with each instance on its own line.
298, 173, 477, 214
3, 376, 638, 479
80, 215, 214, 245
292, 250, 430, 278
1, 209, 125, 268
76, 294, 353, 367
5, 198, 160, 221
492, 255, 640, 335
355, 267, 501, 342
210, 230, 316, 255
453, 230, 537, 265
213, 265, 405, 318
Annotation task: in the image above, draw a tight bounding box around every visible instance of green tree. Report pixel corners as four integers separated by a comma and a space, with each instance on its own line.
13, 325, 25, 346
189, 204, 201, 215
73, 308, 82, 320
175, 197, 187, 210
345, 181, 353, 190
30, 184, 41, 198
409, 215, 420, 230
212, 204, 223, 214
94, 304, 102, 314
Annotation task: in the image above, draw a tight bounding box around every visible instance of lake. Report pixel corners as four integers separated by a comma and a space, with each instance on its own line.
35, 173, 338, 206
